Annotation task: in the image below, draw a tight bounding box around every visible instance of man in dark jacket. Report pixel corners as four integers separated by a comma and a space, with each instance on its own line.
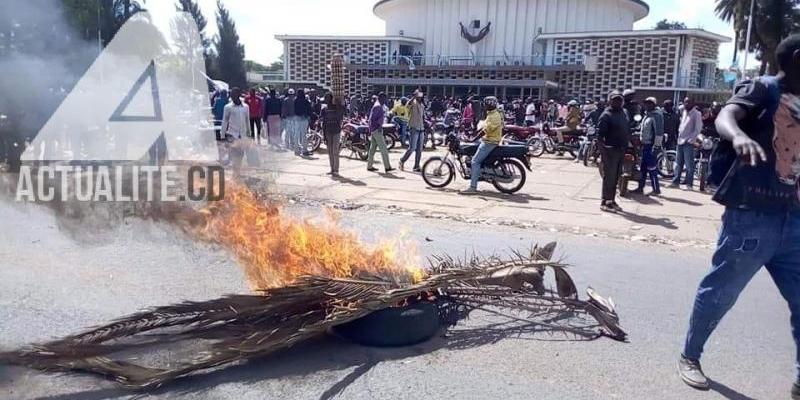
662, 100, 679, 150
597, 91, 632, 212
294, 89, 313, 156
262, 89, 283, 149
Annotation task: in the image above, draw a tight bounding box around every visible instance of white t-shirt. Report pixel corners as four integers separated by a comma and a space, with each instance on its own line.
525, 103, 537, 123
222, 102, 251, 139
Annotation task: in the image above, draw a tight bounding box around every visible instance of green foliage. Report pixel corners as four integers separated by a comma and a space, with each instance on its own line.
654, 19, 688, 30
715, 0, 800, 73
213, 0, 246, 88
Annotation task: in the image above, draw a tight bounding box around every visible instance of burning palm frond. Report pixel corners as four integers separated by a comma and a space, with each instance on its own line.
0, 243, 625, 390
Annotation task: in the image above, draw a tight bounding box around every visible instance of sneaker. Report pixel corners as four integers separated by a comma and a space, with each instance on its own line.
459, 188, 479, 195
399, 162, 405, 171
367, 167, 378, 172
600, 202, 613, 212
413, 167, 422, 172
649, 190, 662, 196
678, 356, 710, 390
609, 202, 623, 212
792, 380, 800, 400
385, 167, 396, 173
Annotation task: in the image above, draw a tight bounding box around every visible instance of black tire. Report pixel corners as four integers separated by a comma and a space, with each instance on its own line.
357, 149, 368, 161
618, 176, 629, 197
657, 150, 676, 179
307, 132, 322, 153
385, 134, 397, 150
491, 159, 527, 194
422, 157, 455, 188
527, 137, 545, 158
699, 162, 708, 192
331, 303, 440, 347
582, 144, 591, 166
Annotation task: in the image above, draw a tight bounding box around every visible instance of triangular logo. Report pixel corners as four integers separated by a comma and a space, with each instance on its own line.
110, 60, 163, 122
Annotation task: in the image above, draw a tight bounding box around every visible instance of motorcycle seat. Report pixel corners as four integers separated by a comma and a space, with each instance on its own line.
460, 143, 528, 159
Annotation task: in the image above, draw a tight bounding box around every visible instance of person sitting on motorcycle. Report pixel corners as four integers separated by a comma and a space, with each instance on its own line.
391, 97, 410, 146
623, 89, 641, 128
631, 97, 664, 195
554, 100, 582, 149
461, 96, 503, 195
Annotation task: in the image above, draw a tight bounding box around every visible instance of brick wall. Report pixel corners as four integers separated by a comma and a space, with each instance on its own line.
287, 40, 388, 93
552, 36, 680, 100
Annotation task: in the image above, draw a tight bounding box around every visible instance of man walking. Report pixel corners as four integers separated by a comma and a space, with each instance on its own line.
678, 35, 800, 400
221, 87, 251, 175
245, 88, 263, 144
262, 89, 283, 149
321, 92, 345, 176
670, 97, 702, 188
597, 91, 632, 212
281, 89, 297, 150
460, 96, 503, 194
400, 90, 425, 172
294, 89, 312, 156
366, 93, 394, 173
631, 97, 663, 195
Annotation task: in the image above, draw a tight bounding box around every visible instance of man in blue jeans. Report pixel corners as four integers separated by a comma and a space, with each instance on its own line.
460, 96, 503, 194
678, 35, 800, 400
670, 97, 703, 189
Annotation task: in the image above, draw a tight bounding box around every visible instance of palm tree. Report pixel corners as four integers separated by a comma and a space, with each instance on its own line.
715, 0, 800, 74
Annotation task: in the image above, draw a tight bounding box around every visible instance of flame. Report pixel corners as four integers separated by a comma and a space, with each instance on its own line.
198, 183, 425, 290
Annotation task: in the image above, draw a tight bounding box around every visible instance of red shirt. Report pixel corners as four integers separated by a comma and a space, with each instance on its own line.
245, 95, 263, 118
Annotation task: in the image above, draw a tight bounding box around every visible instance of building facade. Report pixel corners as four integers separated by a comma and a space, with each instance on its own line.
262, 0, 730, 103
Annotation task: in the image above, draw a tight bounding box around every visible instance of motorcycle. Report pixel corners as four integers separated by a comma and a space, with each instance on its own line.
501, 124, 543, 157
306, 119, 323, 153
421, 131, 532, 194
340, 119, 370, 161
694, 136, 719, 192
527, 122, 584, 158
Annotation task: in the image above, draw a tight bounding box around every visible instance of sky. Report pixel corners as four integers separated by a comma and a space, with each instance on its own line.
148, 0, 754, 68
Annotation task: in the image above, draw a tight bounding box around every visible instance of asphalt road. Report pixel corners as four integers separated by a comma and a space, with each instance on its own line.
0, 201, 793, 400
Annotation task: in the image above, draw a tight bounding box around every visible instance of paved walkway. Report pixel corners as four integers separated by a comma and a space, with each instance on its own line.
243, 144, 723, 247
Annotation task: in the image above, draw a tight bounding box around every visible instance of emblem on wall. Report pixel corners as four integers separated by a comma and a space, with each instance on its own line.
459, 21, 492, 44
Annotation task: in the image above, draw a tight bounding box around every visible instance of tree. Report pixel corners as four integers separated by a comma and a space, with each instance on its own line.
654, 19, 688, 30
62, 0, 144, 46
715, 0, 800, 74
176, 0, 214, 77
244, 59, 268, 71
213, 0, 246, 88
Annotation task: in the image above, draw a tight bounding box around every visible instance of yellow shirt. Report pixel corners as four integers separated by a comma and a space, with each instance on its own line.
391, 102, 408, 121
482, 109, 503, 144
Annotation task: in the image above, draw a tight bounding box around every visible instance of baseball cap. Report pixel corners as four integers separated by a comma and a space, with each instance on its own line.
608, 91, 624, 101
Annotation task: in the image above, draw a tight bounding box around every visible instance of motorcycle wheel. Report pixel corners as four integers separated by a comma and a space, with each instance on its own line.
657, 150, 676, 179
421, 157, 455, 188
491, 159, 527, 194
307, 132, 322, 153
357, 149, 368, 161
618, 176, 629, 197
698, 161, 708, 192
386, 134, 397, 150
582, 143, 593, 166
527, 138, 545, 158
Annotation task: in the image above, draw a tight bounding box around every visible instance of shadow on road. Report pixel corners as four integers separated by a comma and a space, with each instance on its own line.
709, 379, 758, 400
617, 210, 678, 230
331, 175, 367, 187
657, 194, 704, 207
425, 187, 548, 204
24, 318, 604, 400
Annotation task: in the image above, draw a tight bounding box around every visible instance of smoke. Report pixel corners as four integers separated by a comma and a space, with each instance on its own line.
0, 0, 99, 141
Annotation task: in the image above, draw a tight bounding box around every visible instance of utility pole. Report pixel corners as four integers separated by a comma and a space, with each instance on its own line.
741, 0, 756, 79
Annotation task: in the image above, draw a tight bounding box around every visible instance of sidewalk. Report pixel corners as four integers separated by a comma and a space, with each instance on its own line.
244, 144, 723, 248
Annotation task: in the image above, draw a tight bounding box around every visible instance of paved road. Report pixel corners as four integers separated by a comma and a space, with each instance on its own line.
246, 145, 723, 247
0, 201, 793, 400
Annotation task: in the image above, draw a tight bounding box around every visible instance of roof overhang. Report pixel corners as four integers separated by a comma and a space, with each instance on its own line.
374, 0, 649, 21
537, 29, 731, 43
364, 77, 559, 88
275, 35, 423, 44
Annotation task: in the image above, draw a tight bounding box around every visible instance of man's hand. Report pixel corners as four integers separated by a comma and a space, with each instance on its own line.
732, 135, 767, 167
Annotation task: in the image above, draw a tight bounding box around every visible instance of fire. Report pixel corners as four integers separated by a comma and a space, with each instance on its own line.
198, 183, 425, 290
